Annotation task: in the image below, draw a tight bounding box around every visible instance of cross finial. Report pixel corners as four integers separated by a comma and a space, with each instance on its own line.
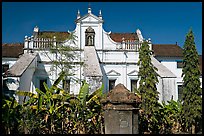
77, 9, 80, 19
99, 10, 102, 16
88, 2, 91, 8
33, 26, 39, 32
88, 3, 91, 13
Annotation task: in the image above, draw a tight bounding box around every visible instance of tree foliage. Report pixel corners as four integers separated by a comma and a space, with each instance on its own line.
181, 29, 202, 133
156, 99, 183, 134
137, 40, 161, 133
40, 32, 80, 81
2, 72, 104, 134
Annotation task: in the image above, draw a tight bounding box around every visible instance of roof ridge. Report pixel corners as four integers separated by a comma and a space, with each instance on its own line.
2, 43, 23, 46
152, 44, 178, 45
111, 32, 137, 34
40, 31, 69, 33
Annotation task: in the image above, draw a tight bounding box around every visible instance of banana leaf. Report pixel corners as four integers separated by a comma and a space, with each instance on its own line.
87, 84, 104, 105
36, 88, 46, 96
51, 71, 65, 90
16, 91, 37, 98
43, 82, 52, 95
78, 81, 89, 106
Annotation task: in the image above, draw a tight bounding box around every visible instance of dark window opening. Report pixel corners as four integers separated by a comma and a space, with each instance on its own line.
131, 79, 138, 92
40, 79, 47, 93
109, 79, 116, 91
85, 26, 95, 46
177, 61, 183, 68
63, 79, 70, 93
2, 64, 9, 73
178, 85, 183, 101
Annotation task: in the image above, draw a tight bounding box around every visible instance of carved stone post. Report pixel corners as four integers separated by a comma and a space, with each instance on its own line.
101, 83, 141, 134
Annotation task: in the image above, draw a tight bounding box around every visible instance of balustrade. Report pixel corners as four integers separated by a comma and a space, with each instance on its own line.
123, 40, 140, 51
33, 38, 55, 49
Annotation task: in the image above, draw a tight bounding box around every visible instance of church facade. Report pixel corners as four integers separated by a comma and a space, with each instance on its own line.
2, 8, 202, 103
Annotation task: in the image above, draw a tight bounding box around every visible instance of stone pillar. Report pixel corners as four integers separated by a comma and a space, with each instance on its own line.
30, 35, 34, 49
101, 83, 141, 134
24, 36, 29, 53
122, 37, 125, 49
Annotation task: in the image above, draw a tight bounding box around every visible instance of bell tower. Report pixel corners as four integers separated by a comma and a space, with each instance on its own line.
85, 26, 95, 46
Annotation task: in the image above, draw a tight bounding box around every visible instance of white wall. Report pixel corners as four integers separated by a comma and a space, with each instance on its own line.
2, 58, 18, 69
161, 59, 202, 90
161, 61, 182, 77
102, 64, 139, 91
18, 56, 37, 104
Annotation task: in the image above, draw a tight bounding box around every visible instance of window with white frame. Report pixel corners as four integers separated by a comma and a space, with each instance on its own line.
63, 79, 70, 93
131, 79, 138, 92
109, 79, 116, 91
177, 61, 183, 68
178, 85, 183, 101
2, 64, 9, 73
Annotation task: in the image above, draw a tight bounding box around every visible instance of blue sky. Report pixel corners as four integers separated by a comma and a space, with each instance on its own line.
2, 2, 202, 54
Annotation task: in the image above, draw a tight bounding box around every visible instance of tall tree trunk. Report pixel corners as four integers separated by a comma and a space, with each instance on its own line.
7, 127, 10, 134
100, 122, 104, 134
24, 125, 28, 134
192, 124, 195, 134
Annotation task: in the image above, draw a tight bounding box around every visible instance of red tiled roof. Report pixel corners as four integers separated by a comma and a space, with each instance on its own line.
38, 31, 70, 41
152, 44, 183, 57
2, 43, 24, 58
110, 33, 139, 42
39, 32, 139, 43
153, 44, 202, 74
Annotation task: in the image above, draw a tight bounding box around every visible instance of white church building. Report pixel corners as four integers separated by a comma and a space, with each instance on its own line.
2, 7, 202, 103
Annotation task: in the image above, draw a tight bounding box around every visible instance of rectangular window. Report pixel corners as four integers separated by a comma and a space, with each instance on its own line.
178, 85, 183, 101
63, 79, 70, 93
131, 79, 138, 92
109, 79, 116, 91
177, 61, 183, 68
2, 64, 9, 73
40, 79, 47, 93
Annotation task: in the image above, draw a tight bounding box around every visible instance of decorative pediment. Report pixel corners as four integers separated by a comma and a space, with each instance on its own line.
75, 13, 103, 23
107, 70, 121, 76
86, 26, 95, 33
127, 70, 139, 76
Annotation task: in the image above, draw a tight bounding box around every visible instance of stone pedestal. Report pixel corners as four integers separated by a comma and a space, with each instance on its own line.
101, 83, 141, 134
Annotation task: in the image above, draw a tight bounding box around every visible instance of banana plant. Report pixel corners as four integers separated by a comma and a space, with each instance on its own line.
78, 81, 104, 107
77, 80, 89, 107
87, 84, 104, 105
6, 73, 105, 134
73, 81, 104, 133
2, 95, 22, 134
16, 71, 71, 133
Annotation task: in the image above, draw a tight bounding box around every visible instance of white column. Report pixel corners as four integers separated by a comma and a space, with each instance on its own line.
24, 36, 29, 53
30, 36, 34, 49
148, 38, 152, 51
122, 37, 125, 49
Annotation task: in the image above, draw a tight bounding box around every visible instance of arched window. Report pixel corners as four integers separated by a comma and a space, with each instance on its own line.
85, 26, 95, 46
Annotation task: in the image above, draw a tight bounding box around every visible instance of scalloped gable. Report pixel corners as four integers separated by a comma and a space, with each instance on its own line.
75, 13, 103, 23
